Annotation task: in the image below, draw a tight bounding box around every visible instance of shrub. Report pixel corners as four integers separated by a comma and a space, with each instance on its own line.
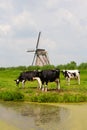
0, 91, 24, 101
31, 93, 64, 103
30, 92, 87, 103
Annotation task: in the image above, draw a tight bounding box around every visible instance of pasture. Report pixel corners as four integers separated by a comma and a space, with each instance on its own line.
0, 67, 87, 102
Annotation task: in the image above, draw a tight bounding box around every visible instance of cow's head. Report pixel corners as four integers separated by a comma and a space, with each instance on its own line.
61, 70, 68, 77
14, 79, 20, 86
61, 70, 65, 75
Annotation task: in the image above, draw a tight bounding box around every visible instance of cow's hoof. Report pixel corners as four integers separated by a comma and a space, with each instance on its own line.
45, 88, 47, 92
42, 88, 45, 91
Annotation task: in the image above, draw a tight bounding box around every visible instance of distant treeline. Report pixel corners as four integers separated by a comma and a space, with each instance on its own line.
57, 61, 87, 70
0, 61, 87, 71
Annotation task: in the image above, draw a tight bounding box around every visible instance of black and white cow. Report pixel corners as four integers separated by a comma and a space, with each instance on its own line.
62, 70, 80, 85
34, 69, 60, 91
14, 70, 42, 88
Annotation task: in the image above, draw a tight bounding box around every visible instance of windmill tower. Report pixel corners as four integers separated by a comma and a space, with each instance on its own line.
27, 32, 50, 66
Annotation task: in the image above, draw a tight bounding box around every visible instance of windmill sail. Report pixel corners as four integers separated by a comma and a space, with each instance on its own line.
27, 50, 35, 52
31, 32, 41, 65
36, 32, 41, 49
32, 52, 36, 65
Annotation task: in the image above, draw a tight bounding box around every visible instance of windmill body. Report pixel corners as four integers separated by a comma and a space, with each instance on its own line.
27, 32, 50, 66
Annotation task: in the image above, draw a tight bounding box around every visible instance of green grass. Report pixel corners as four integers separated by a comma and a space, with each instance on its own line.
0, 69, 87, 103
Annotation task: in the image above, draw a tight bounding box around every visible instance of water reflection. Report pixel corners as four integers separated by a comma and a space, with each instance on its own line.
0, 102, 69, 130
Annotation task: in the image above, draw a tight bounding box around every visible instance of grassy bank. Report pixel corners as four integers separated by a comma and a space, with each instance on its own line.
0, 68, 87, 103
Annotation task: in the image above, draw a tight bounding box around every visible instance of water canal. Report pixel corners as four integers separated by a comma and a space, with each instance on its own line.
0, 101, 87, 130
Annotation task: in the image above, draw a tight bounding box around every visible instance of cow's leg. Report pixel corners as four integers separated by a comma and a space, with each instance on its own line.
67, 78, 70, 85
41, 82, 48, 92
42, 84, 45, 91
33, 77, 42, 89
58, 79, 60, 90
45, 82, 48, 92
37, 77, 42, 89
55, 79, 60, 90
42, 85, 48, 92
22, 80, 25, 88
41, 81, 45, 91
78, 75, 80, 85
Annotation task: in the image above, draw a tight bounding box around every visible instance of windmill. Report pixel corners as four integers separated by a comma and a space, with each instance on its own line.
27, 32, 50, 66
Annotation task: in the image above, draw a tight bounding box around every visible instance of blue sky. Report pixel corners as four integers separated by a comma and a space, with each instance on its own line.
0, 0, 87, 67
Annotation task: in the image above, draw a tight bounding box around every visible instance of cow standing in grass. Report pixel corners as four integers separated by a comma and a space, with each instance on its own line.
14, 70, 42, 88
62, 70, 80, 85
33, 69, 60, 91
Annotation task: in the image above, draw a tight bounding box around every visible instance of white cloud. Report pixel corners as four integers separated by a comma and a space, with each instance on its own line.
13, 10, 37, 29
0, 24, 11, 36
0, 0, 12, 10
46, 0, 60, 9
51, 8, 82, 32
0, 37, 36, 67
38, 37, 56, 50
